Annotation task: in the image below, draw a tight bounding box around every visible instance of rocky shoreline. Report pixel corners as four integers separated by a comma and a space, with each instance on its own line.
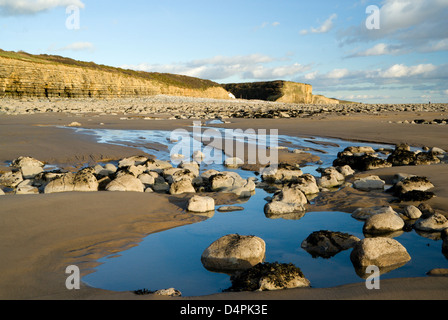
1, 96, 447, 120
2, 139, 448, 295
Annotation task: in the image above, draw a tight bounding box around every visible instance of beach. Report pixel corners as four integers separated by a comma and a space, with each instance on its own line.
0, 98, 447, 300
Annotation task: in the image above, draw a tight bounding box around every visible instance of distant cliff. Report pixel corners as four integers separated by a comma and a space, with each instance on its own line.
0, 50, 230, 99
224, 81, 339, 104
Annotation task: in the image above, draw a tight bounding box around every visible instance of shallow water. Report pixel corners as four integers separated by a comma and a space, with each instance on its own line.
75, 126, 447, 297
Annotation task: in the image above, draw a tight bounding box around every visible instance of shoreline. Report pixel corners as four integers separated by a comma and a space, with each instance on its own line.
1, 104, 448, 300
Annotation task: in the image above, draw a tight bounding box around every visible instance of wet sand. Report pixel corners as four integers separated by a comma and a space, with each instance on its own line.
0, 110, 447, 300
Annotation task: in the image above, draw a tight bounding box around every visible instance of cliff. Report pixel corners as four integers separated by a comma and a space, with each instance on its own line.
224, 81, 339, 104
0, 50, 230, 100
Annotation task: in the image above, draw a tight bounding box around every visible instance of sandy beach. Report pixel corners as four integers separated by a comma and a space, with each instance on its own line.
1, 101, 447, 301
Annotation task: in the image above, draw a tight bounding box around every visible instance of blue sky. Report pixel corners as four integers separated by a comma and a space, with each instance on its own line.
1, 0, 447, 103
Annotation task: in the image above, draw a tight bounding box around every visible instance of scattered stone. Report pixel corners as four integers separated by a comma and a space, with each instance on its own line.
67, 121, 82, 127
301, 230, 360, 258
226, 262, 310, 292
353, 175, 385, 191
427, 269, 448, 277
201, 234, 266, 272
187, 195, 215, 213
217, 206, 245, 212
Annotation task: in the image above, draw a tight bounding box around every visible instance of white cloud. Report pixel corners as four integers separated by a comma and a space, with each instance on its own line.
325, 68, 349, 79
379, 64, 436, 78
50, 41, 94, 52
340, 0, 448, 53
444, 89, 448, 95
347, 43, 402, 57
122, 54, 310, 81
0, 0, 84, 15
300, 14, 337, 35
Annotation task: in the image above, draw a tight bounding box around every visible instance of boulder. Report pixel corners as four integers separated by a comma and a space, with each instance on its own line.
145, 159, 172, 172
0, 188, 4, 196
392, 176, 434, 195
260, 165, 303, 184
0, 171, 23, 188
118, 155, 148, 168
169, 179, 196, 195
226, 262, 310, 292
352, 206, 396, 220
45, 169, 99, 193
201, 234, 266, 272
388, 149, 418, 166
333, 154, 391, 171
291, 174, 320, 195
138, 173, 155, 186
15, 185, 39, 195
264, 186, 307, 218
154, 288, 181, 297
363, 212, 405, 234
350, 237, 411, 272
353, 175, 385, 191
11, 156, 45, 179
317, 169, 345, 189
337, 165, 355, 177
301, 230, 360, 258
105, 174, 144, 192
414, 213, 448, 232
402, 205, 422, 219
187, 195, 215, 213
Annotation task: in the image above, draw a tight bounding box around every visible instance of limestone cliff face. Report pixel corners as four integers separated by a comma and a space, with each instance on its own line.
0, 56, 230, 100
224, 81, 339, 105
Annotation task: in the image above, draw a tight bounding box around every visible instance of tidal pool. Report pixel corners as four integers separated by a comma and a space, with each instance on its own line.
75, 126, 447, 297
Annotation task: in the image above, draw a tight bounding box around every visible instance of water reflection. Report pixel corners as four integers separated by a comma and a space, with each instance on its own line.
76, 127, 447, 297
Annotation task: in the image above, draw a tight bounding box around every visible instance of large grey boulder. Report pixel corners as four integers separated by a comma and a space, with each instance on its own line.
201, 234, 266, 272
350, 237, 411, 274
363, 212, 405, 234
105, 174, 144, 192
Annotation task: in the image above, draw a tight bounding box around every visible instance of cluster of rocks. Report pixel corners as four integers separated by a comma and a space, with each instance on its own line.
392, 118, 448, 125
334, 144, 447, 171
0, 155, 256, 203
1, 96, 447, 120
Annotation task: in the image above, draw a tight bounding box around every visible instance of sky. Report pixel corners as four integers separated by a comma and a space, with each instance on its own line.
0, 0, 447, 103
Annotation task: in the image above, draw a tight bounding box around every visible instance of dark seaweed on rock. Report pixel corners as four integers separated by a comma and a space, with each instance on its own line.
225, 262, 305, 292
